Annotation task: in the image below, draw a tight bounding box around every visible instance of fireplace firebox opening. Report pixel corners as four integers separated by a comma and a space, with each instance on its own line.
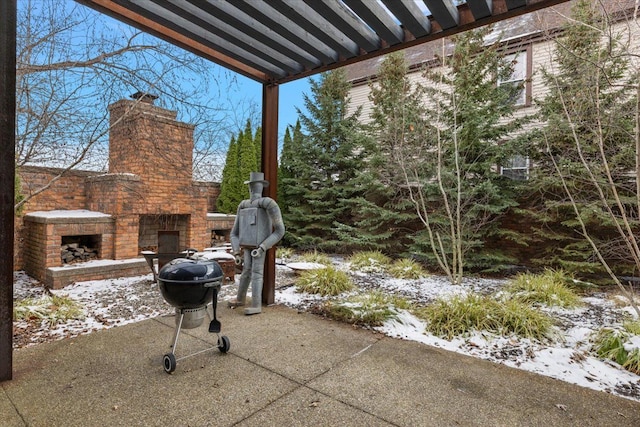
138, 214, 189, 253
61, 234, 101, 264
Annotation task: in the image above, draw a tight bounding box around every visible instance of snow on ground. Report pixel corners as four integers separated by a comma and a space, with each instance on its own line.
275, 263, 640, 402
12, 261, 640, 402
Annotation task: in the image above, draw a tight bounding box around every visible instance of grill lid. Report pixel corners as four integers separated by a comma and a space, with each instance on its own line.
158, 258, 223, 284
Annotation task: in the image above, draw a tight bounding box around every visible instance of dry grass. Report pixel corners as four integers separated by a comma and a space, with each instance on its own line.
348, 251, 391, 273
14, 294, 85, 326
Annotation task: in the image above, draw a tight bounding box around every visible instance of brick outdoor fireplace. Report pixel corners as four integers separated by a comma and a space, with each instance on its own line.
22, 93, 218, 288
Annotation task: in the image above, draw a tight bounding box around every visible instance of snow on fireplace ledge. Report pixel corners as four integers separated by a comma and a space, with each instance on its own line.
26, 209, 112, 219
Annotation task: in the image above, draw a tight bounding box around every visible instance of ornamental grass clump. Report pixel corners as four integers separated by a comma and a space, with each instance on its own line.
323, 291, 413, 327
498, 299, 555, 342
505, 269, 581, 308
623, 320, 640, 335
277, 247, 295, 262
14, 294, 84, 326
592, 328, 630, 365
388, 258, 427, 279
348, 250, 391, 273
418, 294, 554, 341
300, 250, 333, 266
419, 294, 499, 339
295, 266, 354, 296
591, 326, 640, 374
623, 349, 640, 375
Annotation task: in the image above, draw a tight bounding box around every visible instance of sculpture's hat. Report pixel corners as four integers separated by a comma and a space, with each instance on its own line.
244, 171, 269, 187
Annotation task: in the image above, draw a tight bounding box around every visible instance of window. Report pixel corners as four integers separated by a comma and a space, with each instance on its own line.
499, 51, 528, 106
500, 155, 529, 180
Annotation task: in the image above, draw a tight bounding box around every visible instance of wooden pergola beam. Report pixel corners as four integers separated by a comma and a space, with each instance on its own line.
75, 0, 270, 83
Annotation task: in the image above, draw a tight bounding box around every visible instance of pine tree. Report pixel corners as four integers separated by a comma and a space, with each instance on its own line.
278, 122, 301, 210
334, 52, 419, 253
405, 27, 527, 280
281, 71, 368, 252
278, 121, 308, 246
524, 0, 636, 276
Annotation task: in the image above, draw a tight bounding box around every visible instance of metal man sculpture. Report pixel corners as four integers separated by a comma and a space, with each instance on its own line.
228, 172, 285, 315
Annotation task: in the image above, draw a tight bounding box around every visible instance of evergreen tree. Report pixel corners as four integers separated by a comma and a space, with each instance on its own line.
281, 70, 368, 252
216, 120, 263, 213
278, 122, 303, 211
216, 136, 240, 213
237, 121, 258, 187
405, 26, 527, 280
253, 126, 262, 170
524, 0, 636, 276
334, 52, 419, 253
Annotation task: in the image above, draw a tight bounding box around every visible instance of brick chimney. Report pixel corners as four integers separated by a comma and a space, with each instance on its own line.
107, 94, 193, 179
85, 95, 208, 259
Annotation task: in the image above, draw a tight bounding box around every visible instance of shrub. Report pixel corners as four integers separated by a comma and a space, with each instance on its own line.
388, 258, 427, 279
348, 251, 391, 273
323, 291, 412, 327
14, 294, 84, 326
295, 266, 354, 296
418, 294, 554, 341
504, 270, 581, 308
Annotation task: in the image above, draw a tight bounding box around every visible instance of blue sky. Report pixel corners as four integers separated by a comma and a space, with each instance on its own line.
278, 78, 310, 136
233, 75, 310, 141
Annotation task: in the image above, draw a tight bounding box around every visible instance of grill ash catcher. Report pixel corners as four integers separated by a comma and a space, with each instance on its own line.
144, 250, 230, 373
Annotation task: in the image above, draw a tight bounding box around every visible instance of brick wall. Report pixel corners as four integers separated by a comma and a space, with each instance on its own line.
18, 166, 95, 210
193, 181, 221, 213
108, 99, 193, 181
100, 99, 209, 256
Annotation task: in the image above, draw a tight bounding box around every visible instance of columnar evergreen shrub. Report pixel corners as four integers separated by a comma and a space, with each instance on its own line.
217, 120, 262, 213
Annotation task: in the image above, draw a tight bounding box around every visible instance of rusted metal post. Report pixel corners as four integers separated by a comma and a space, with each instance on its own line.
261, 83, 279, 305
0, 0, 17, 382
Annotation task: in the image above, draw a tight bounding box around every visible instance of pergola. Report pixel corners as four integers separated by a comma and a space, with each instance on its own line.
1, 0, 570, 380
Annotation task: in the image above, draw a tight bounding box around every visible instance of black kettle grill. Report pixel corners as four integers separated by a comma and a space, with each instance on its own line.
152, 253, 230, 373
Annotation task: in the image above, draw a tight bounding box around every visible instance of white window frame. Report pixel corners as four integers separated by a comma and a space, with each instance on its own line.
500, 155, 530, 181
498, 50, 528, 106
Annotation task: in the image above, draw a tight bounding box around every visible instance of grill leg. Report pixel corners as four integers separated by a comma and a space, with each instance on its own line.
170, 310, 185, 354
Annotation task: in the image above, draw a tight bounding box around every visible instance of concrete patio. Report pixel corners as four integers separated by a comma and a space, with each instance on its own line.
2, 304, 639, 426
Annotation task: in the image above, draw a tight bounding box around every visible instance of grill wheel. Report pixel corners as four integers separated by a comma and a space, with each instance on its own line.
163, 353, 177, 373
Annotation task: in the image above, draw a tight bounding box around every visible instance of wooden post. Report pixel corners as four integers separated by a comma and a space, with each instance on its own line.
0, 0, 17, 382
261, 83, 279, 305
